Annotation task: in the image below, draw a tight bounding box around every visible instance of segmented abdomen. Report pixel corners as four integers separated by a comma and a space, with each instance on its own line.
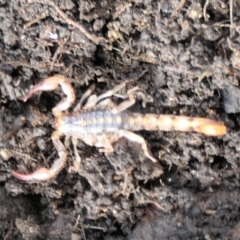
56, 109, 126, 136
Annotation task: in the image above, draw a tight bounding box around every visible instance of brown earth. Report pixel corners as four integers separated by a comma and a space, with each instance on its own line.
0, 0, 240, 239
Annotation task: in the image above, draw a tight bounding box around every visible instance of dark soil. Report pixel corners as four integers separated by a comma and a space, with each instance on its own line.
0, 0, 240, 239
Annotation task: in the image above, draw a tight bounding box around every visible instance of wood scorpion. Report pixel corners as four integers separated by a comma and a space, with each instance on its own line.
12, 75, 226, 181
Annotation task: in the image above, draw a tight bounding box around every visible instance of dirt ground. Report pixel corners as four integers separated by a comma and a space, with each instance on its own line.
0, 0, 240, 239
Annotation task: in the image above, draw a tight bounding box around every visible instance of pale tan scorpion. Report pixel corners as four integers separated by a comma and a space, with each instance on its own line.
12, 75, 227, 181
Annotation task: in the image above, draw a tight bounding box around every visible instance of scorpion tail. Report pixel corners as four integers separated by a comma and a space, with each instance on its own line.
131, 113, 226, 137
190, 118, 227, 136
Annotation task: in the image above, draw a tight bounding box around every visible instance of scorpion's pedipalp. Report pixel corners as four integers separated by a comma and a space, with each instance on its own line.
13, 131, 68, 181
23, 75, 63, 102
22, 75, 75, 117
12, 168, 55, 181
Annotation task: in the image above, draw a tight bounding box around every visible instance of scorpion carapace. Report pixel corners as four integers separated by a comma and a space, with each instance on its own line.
12, 75, 226, 181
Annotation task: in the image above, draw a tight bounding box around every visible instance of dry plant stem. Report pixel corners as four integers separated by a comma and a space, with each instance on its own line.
24, 11, 48, 29
203, 0, 210, 22
29, 0, 105, 45
0, 61, 38, 69
230, 0, 233, 37
3, 219, 13, 240
50, 41, 66, 71
170, 0, 186, 18
113, 3, 132, 19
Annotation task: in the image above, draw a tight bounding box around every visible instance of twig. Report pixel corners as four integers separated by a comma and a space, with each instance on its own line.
113, 3, 132, 20
74, 215, 86, 240
0, 60, 38, 69
84, 225, 107, 231
203, 0, 210, 22
50, 40, 66, 71
24, 11, 48, 29
4, 219, 13, 240
137, 200, 166, 211
29, 0, 106, 45
13, 150, 38, 163
170, 0, 186, 18
230, 0, 233, 37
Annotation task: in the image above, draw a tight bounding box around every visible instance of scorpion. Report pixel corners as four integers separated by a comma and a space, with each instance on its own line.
12, 75, 226, 181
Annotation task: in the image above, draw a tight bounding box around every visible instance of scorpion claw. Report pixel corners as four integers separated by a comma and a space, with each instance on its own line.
12, 168, 54, 181
22, 81, 45, 102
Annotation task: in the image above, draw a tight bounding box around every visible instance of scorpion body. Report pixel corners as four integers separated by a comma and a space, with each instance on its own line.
56, 110, 225, 137
12, 75, 226, 181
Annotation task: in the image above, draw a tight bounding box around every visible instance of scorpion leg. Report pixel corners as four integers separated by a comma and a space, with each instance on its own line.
95, 87, 139, 114
74, 84, 95, 111
92, 130, 157, 163
69, 137, 82, 172
77, 79, 142, 110
90, 80, 138, 107
111, 86, 138, 114
12, 131, 67, 181
23, 75, 75, 117
96, 135, 114, 153
75, 82, 130, 111
83, 94, 98, 109
110, 130, 157, 163
97, 99, 116, 108
95, 81, 130, 102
